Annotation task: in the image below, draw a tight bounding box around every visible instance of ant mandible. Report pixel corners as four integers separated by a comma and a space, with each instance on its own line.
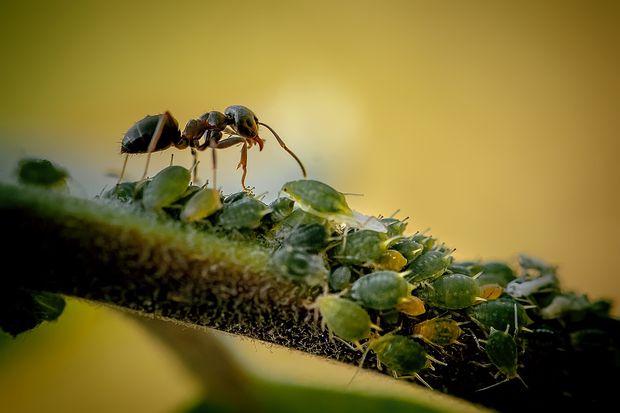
119, 105, 307, 189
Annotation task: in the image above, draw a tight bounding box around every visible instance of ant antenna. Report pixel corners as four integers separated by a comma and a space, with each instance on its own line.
258, 121, 307, 177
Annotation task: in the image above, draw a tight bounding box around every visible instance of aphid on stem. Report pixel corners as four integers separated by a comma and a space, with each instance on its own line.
477, 304, 528, 391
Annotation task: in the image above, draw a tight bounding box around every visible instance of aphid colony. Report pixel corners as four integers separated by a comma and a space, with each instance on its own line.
101, 164, 616, 392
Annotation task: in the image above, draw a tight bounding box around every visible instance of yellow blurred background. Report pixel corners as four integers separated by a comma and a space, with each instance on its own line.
0, 0, 618, 411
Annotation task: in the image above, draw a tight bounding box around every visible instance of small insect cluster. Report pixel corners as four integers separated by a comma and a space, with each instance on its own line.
100, 169, 617, 393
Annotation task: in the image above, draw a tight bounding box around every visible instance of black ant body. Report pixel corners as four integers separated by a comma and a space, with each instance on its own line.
119, 105, 307, 189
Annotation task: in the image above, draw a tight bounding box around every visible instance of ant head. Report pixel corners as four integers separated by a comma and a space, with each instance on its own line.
225, 105, 259, 138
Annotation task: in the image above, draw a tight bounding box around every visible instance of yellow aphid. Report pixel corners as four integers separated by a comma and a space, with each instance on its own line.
413, 317, 463, 346
479, 283, 503, 300
396, 296, 426, 317
373, 250, 408, 271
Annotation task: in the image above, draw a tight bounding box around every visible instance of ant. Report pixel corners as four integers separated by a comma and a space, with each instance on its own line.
119, 105, 307, 189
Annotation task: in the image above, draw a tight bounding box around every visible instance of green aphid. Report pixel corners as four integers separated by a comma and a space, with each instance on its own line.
406, 249, 452, 284
217, 197, 270, 230
476, 262, 516, 287
478, 327, 526, 391
281, 179, 386, 232
381, 217, 408, 238
283, 223, 329, 253
268, 197, 295, 222
391, 238, 424, 262
372, 250, 408, 272
416, 273, 481, 310
448, 261, 475, 276
224, 191, 249, 204
272, 208, 328, 240
270, 246, 328, 286
142, 165, 191, 210
315, 295, 372, 344
334, 230, 389, 266
281, 179, 352, 217
570, 329, 612, 352
329, 266, 352, 291
413, 317, 463, 347
411, 233, 436, 251
103, 182, 137, 202
467, 298, 532, 335
16, 158, 68, 189
350, 270, 412, 310
180, 187, 222, 223
369, 334, 433, 388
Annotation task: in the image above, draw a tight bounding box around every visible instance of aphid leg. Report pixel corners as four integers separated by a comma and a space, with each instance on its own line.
334, 336, 358, 352
116, 154, 129, 186
348, 343, 372, 387
141, 111, 172, 181
516, 373, 528, 389
475, 377, 510, 392
258, 121, 307, 177
395, 374, 434, 390
426, 354, 447, 366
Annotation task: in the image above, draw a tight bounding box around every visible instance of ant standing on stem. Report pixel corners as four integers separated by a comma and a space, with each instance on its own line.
118, 105, 307, 189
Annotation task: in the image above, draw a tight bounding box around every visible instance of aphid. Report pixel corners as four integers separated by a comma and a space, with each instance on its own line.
540, 293, 590, 320
142, 165, 191, 210
268, 197, 295, 222
270, 245, 328, 286
390, 238, 424, 262
16, 158, 68, 189
380, 217, 408, 237
372, 250, 408, 272
281, 180, 386, 232
328, 266, 352, 291
467, 298, 532, 335
518, 254, 556, 275
103, 181, 137, 202
369, 334, 434, 388
395, 296, 426, 317
413, 317, 463, 347
350, 270, 412, 310
411, 233, 436, 251
416, 273, 482, 310
283, 223, 329, 253
475, 261, 516, 287
405, 249, 452, 284
505, 273, 558, 298
314, 295, 372, 345
478, 327, 526, 391
271, 208, 329, 241
333, 229, 392, 266
120, 106, 306, 189
570, 329, 611, 352
478, 283, 503, 300
217, 196, 270, 229
180, 187, 222, 222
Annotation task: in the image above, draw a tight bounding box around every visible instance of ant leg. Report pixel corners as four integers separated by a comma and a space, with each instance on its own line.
237, 141, 249, 190
190, 148, 199, 184
141, 111, 173, 181
116, 154, 129, 186
258, 121, 307, 177
211, 147, 217, 189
